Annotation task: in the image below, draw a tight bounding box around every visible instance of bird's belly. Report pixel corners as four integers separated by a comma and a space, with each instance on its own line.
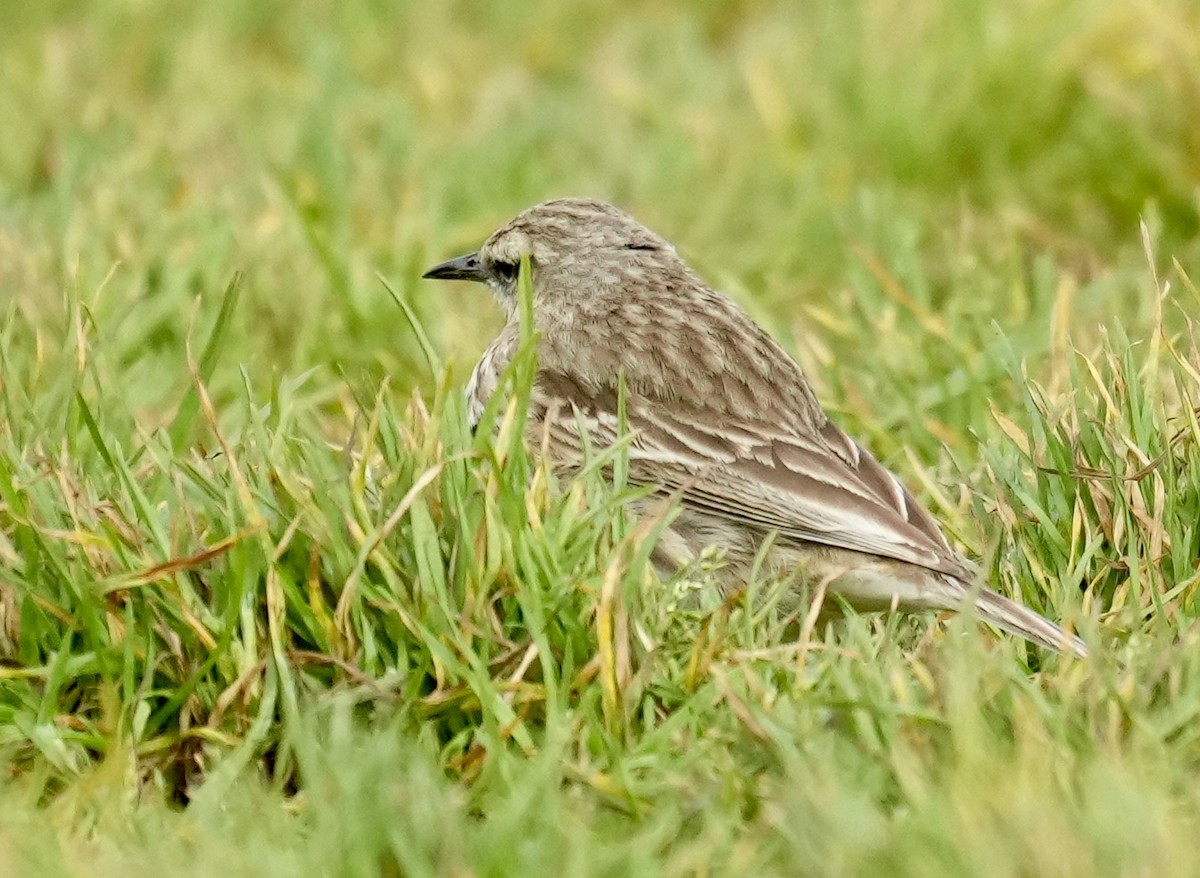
644, 503, 946, 614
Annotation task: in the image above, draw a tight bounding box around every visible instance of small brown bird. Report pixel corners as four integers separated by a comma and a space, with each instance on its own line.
423, 198, 1088, 657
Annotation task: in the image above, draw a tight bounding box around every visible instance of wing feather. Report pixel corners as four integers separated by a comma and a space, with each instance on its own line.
532, 370, 973, 581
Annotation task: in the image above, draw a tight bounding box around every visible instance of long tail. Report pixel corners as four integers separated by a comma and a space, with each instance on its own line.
968, 586, 1088, 658
826, 566, 1089, 657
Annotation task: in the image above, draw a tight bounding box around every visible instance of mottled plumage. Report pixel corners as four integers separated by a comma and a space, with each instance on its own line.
423, 198, 1087, 656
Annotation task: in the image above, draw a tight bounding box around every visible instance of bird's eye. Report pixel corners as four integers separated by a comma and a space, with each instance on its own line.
491, 260, 519, 283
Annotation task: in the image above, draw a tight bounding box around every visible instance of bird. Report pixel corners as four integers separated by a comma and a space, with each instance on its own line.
422, 198, 1088, 657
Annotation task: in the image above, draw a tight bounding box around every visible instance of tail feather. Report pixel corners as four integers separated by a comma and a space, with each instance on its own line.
970, 587, 1088, 658
822, 565, 1089, 657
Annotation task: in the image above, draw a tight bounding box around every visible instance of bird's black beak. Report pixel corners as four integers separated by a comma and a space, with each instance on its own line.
422, 251, 488, 283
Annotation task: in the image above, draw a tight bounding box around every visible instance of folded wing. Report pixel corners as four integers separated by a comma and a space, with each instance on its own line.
533, 369, 974, 582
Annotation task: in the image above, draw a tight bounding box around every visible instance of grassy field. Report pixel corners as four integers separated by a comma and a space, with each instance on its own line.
2, 0, 1200, 874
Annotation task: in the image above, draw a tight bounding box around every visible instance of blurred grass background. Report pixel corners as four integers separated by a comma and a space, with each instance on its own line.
1, 0, 1199, 875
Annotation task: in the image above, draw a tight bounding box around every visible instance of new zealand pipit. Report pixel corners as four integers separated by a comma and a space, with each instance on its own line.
423, 198, 1087, 656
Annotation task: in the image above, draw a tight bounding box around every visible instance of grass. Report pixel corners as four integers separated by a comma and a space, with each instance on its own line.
1, 0, 1199, 874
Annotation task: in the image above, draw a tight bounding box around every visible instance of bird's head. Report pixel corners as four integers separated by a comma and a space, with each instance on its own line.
422, 198, 684, 320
